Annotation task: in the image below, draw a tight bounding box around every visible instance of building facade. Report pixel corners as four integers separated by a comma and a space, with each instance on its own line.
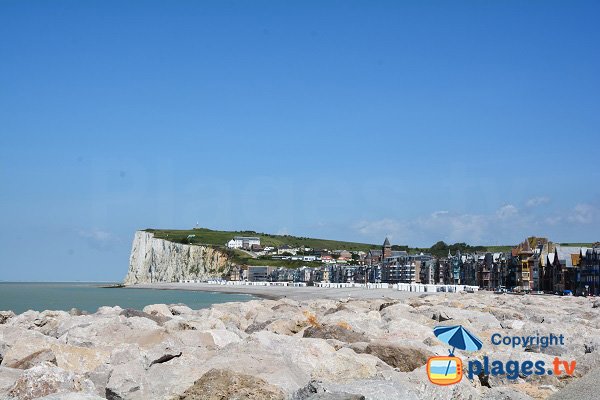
579, 246, 600, 295
247, 266, 274, 282
226, 236, 261, 249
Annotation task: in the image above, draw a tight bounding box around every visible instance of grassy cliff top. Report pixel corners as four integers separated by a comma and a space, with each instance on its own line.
143, 227, 592, 259
144, 227, 381, 252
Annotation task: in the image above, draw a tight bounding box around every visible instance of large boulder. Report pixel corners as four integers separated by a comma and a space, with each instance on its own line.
36, 311, 73, 337
168, 304, 195, 316
303, 324, 368, 344
0, 366, 22, 393
104, 359, 146, 399
200, 346, 308, 394
4, 310, 41, 328
8, 349, 57, 370
432, 311, 453, 322
94, 306, 123, 316
0, 311, 16, 324
314, 379, 418, 400
264, 318, 307, 336
7, 362, 95, 400
1, 325, 109, 374
320, 307, 385, 337
170, 330, 215, 348
105, 345, 211, 400
246, 331, 380, 384
143, 304, 173, 318
203, 329, 243, 348
1, 327, 56, 368
58, 315, 169, 349
120, 308, 171, 325
364, 342, 433, 372
4, 311, 71, 337
293, 380, 366, 400
176, 368, 285, 400
163, 315, 226, 332
51, 343, 111, 374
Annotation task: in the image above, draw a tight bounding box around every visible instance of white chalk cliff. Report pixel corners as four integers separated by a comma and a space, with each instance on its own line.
124, 231, 229, 284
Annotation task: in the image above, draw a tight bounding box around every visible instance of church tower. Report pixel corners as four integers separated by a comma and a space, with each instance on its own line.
382, 237, 392, 260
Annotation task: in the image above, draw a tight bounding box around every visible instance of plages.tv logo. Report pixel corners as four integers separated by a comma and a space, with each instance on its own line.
427, 325, 577, 386
427, 325, 482, 385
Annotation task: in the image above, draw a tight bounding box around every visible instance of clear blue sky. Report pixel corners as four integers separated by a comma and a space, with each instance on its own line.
1, 1, 599, 281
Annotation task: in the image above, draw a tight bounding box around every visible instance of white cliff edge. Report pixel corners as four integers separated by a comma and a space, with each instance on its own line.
123, 231, 229, 285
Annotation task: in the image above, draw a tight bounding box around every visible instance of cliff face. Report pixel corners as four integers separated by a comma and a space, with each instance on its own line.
124, 231, 230, 285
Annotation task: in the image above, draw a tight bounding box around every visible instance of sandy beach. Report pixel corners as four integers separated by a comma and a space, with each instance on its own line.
127, 282, 434, 301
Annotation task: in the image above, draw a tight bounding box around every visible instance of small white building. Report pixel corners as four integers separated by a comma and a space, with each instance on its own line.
277, 244, 299, 255
226, 236, 261, 249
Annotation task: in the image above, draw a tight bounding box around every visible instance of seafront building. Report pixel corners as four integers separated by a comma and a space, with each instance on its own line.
247, 266, 274, 282
579, 246, 600, 295
222, 235, 598, 293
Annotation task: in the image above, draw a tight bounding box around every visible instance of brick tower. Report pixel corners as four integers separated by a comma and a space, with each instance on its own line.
382, 237, 392, 260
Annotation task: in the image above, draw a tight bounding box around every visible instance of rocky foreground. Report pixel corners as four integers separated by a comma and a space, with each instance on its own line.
1, 293, 600, 400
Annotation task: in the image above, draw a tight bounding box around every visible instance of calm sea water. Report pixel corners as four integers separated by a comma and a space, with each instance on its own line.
0, 282, 253, 314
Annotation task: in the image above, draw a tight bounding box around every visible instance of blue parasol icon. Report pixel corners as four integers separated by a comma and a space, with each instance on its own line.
433, 325, 483, 375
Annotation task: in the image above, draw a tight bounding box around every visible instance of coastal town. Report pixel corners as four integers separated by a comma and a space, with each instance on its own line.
219, 235, 600, 296
3, 1, 599, 399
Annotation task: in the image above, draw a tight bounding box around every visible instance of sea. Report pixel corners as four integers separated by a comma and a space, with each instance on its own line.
0, 282, 254, 314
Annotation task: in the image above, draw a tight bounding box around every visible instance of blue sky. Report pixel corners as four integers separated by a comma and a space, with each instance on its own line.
1, 1, 599, 281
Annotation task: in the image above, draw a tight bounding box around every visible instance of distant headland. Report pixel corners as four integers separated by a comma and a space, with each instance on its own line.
125, 228, 597, 295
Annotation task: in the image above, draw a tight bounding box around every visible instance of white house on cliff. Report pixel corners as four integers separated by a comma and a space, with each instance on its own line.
226, 236, 261, 249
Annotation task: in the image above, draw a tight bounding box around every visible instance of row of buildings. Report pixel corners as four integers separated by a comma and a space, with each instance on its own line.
226, 237, 600, 295
502, 238, 600, 294
374, 237, 600, 295
225, 236, 358, 262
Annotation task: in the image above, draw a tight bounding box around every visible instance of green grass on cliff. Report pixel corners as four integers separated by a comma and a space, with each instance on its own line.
144, 227, 378, 267
144, 227, 381, 252
144, 227, 586, 267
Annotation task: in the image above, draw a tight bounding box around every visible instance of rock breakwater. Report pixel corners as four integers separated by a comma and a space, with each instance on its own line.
1, 293, 599, 399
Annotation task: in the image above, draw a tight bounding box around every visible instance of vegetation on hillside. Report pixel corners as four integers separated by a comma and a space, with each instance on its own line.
418, 241, 487, 258
144, 227, 590, 268
145, 228, 380, 252
225, 249, 323, 268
